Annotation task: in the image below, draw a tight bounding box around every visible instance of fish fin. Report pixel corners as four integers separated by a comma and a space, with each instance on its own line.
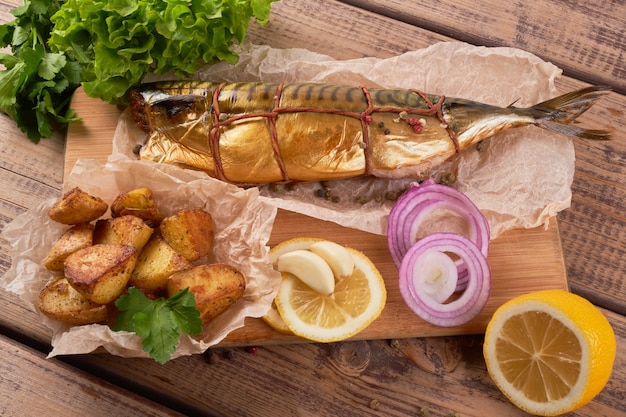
538, 120, 612, 140
507, 98, 521, 108
531, 86, 612, 139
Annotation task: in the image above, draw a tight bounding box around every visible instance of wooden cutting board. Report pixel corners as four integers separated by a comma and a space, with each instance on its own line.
64, 88, 568, 346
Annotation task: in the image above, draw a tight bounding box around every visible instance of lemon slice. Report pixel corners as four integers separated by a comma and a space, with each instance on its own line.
261, 300, 293, 334
483, 290, 616, 416
270, 238, 386, 343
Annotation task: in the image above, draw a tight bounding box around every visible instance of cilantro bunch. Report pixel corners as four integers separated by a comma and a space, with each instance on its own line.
0, 0, 275, 142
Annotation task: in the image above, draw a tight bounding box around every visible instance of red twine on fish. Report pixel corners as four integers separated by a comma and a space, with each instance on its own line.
208, 84, 461, 182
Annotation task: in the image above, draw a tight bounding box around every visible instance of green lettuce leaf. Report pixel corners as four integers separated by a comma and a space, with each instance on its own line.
49, 0, 277, 104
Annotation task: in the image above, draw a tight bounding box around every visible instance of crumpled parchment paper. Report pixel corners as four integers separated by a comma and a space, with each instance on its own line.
114, 41, 574, 238
1, 158, 280, 359
1, 41, 575, 359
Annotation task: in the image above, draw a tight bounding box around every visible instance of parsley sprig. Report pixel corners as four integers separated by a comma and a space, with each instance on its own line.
114, 287, 203, 364
0, 0, 81, 142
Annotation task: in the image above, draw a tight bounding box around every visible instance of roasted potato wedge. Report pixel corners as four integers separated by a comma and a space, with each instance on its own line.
64, 244, 138, 304
37, 276, 108, 325
129, 234, 193, 291
167, 264, 245, 323
160, 209, 215, 261
44, 223, 94, 271
48, 187, 108, 225
93, 215, 153, 252
110, 187, 163, 225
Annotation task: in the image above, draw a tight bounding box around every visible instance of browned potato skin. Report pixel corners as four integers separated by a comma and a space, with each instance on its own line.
115, 207, 162, 226
44, 223, 94, 271
110, 187, 163, 225
38, 276, 108, 325
129, 234, 193, 291
167, 264, 245, 323
93, 215, 153, 252
64, 244, 138, 305
160, 209, 215, 262
48, 187, 108, 225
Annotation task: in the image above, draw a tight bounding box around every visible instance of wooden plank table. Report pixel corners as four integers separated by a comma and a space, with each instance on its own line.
1, 0, 625, 415
0, 334, 185, 416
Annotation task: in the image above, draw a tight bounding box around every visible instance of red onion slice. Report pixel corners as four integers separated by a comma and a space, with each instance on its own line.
398, 233, 491, 327
408, 249, 459, 303
387, 178, 490, 291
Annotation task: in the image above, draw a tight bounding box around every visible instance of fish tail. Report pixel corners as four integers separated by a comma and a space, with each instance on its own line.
529, 86, 612, 140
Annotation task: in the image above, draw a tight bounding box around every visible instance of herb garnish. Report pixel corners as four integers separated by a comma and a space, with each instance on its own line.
114, 287, 203, 364
0, 0, 81, 142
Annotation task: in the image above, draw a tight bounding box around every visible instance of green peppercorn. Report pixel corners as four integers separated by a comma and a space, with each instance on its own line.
355, 195, 369, 205
385, 191, 398, 201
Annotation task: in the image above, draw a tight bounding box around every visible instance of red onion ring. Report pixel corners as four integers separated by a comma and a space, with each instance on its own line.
398, 233, 491, 327
387, 178, 490, 291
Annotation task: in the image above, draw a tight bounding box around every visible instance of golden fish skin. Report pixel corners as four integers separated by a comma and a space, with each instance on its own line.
129, 82, 610, 185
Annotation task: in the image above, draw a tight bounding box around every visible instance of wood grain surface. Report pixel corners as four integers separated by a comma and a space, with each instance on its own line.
2, 0, 625, 416
0, 334, 184, 417
340, 0, 626, 94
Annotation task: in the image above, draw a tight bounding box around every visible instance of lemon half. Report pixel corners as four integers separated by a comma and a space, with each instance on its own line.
483, 290, 616, 416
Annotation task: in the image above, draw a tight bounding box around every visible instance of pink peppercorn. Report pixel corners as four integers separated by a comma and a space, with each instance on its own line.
407, 117, 424, 133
